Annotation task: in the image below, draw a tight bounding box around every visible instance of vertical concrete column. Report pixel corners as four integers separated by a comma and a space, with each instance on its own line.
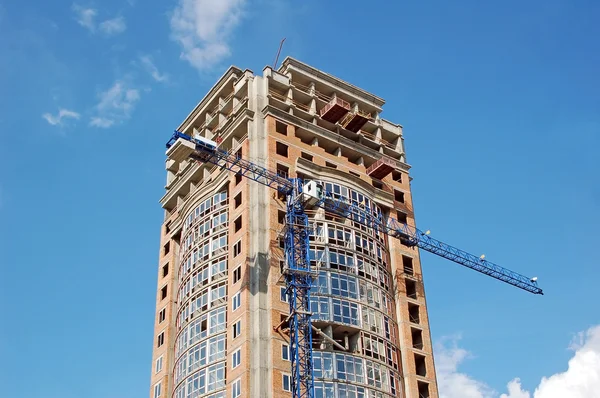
309, 98, 317, 115
375, 127, 383, 143
247, 75, 273, 398
400, 136, 407, 163
373, 111, 381, 125
308, 83, 317, 115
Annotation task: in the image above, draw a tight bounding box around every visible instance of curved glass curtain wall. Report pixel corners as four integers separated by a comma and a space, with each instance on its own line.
173, 191, 228, 398
308, 181, 402, 398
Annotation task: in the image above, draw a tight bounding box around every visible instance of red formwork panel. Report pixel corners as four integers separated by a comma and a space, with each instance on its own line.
343, 113, 370, 132
367, 156, 397, 179
320, 97, 351, 123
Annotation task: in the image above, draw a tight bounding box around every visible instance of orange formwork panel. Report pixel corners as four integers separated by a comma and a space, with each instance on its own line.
367, 156, 397, 179
320, 97, 351, 123
342, 111, 370, 132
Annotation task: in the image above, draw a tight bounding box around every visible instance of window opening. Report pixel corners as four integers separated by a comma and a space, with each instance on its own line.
276, 142, 288, 157
396, 211, 408, 224
403, 256, 414, 275
233, 320, 241, 338
412, 328, 424, 350
233, 266, 241, 283
415, 354, 427, 376
406, 280, 417, 299
394, 190, 405, 203
301, 152, 313, 161
408, 303, 420, 324
276, 163, 289, 179
418, 381, 430, 398
233, 240, 242, 257
276, 121, 287, 135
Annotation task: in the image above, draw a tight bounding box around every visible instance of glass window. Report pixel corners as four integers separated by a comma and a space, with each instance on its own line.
282, 374, 291, 392
211, 234, 227, 254
233, 320, 241, 338
314, 381, 334, 398
314, 271, 328, 294
336, 355, 346, 380
313, 352, 334, 379
280, 287, 289, 303
282, 344, 290, 361
206, 363, 226, 392
366, 360, 386, 389
232, 378, 241, 398
232, 348, 241, 369
210, 283, 227, 307
208, 335, 226, 362
330, 273, 358, 299
310, 297, 330, 322
332, 298, 359, 326
232, 291, 241, 311
155, 356, 163, 373
211, 259, 227, 280
154, 381, 161, 398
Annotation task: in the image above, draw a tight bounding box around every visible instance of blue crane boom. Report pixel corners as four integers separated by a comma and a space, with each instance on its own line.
166, 131, 543, 295
166, 131, 543, 398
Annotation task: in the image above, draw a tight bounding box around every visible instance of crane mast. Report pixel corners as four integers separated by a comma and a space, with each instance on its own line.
284, 180, 315, 397
166, 131, 543, 398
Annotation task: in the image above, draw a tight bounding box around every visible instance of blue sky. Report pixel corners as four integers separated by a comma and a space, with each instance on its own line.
0, 1, 599, 397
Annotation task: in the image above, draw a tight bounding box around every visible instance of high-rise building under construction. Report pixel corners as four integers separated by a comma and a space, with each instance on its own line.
150, 58, 438, 398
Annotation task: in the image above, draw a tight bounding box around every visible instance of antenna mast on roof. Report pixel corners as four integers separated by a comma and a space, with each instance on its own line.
273, 37, 286, 70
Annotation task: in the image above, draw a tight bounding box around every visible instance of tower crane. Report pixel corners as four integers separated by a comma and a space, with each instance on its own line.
166, 131, 543, 398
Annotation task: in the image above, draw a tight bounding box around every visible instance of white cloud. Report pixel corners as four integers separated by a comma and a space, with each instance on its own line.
500, 379, 530, 398
436, 335, 495, 398
139, 55, 169, 82
170, 0, 246, 71
530, 325, 600, 397
72, 4, 97, 32
90, 81, 140, 128
72, 4, 125, 36
99, 16, 126, 35
42, 108, 81, 126
436, 325, 600, 398
90, 117, 115, 128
